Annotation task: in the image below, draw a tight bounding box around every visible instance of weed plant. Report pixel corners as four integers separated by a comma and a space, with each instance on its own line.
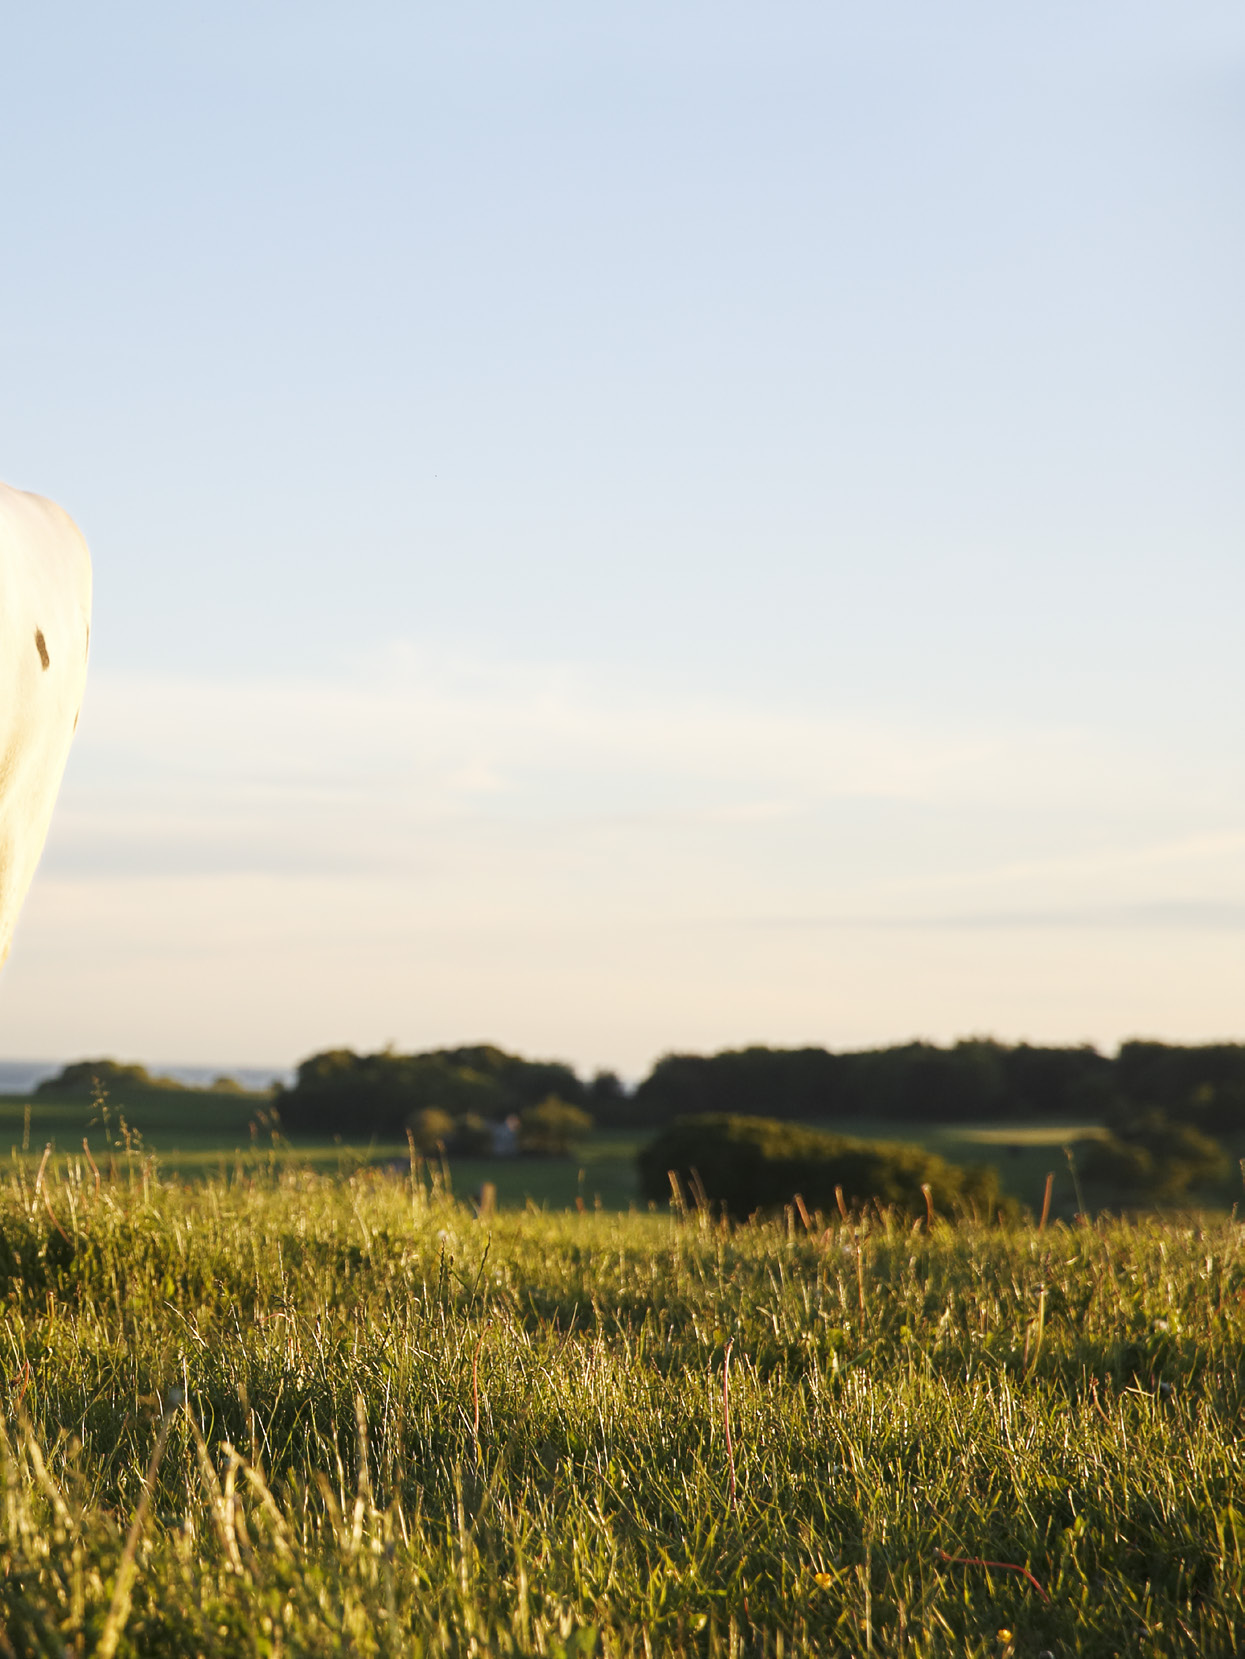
2, 1148, 1245, 1655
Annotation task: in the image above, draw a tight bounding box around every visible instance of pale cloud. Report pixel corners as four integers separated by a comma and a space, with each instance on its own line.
6, 871, 1245, 1075
51, 650, 1181, 866
855, 831, 1245, 917
68, 652, 1004, 815
3, 650, 1242, 1072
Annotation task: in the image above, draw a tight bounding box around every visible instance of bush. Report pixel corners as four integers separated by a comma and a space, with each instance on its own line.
1082, 1136, 1155, 1191
519, 1098, 594, 1157
452, 1113, 497, 1157
35, 1059, 185, 1096
1082, 1107, 1228, 1199
407, 1107, 456, 1154
638, 1114, 1007, 1220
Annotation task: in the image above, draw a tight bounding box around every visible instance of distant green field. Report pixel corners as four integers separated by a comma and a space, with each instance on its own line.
16, 1084, 1245, 1219
0, 1083, 261, 1152
0, 1085, 1127, 1218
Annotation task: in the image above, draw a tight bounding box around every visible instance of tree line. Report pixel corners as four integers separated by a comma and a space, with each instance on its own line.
36, 1038, 1245, 1153
264, 1036, 1245, 1142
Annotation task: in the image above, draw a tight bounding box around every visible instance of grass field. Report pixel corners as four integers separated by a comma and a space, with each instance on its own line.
0, 1086, 1118, 1219
3, 1152, 1245, 1654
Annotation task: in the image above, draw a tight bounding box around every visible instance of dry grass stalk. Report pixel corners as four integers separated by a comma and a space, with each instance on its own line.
722, 1338, 738, 1512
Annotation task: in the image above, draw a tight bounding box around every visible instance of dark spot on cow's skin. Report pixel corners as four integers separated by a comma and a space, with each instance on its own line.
34, 629, 49, 671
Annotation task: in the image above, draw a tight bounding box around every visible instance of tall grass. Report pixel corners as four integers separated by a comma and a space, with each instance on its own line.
3, 1148, 1245, 1654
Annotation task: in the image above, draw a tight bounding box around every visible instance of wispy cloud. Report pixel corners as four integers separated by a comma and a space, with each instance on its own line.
7, 651, 1242, 1070
49, 650, 1204, 884
718, 900, 1245, 932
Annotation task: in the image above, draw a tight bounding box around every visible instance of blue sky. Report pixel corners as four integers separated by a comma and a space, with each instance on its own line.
1, 2, 1242, 1074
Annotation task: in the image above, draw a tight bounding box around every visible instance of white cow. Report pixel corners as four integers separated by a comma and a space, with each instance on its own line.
0, 483, 91, 969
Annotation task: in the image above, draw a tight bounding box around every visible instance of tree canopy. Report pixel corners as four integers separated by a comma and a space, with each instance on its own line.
275, 1045, 587, 1140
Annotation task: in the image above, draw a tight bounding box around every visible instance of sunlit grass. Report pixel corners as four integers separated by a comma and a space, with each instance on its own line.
2, 1150, 1245, 1652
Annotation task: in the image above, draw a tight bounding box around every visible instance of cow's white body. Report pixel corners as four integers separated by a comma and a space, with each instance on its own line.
0, 484, 91, 969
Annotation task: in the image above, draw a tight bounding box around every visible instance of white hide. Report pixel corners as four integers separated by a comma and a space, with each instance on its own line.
0, 483, 91, 969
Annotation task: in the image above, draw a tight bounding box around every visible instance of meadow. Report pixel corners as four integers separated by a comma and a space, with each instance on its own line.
2, 1144, 1245, 1656
0, 1080, 1112, 1218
